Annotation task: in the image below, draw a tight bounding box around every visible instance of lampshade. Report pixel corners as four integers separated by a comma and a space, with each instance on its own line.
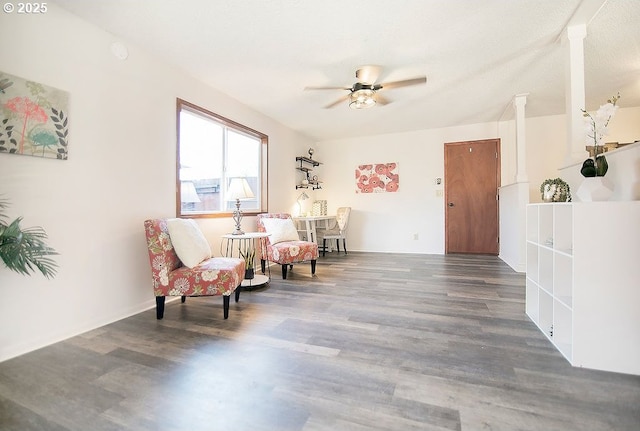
180, 181, 201, 203
349, 89, 376, 109
226, 178, 255, 201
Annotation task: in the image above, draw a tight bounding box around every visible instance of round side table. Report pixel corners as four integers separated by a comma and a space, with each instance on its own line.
221, 232, 271, 289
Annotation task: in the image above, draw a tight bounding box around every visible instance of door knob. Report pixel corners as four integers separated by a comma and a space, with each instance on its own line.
448, 202, 454, 207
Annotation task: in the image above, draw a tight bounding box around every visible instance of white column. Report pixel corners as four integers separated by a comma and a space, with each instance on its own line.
514, 93, 529, 183
563, 24, 587, 165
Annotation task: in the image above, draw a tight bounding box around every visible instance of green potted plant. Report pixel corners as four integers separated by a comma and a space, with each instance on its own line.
238, 244, 255, 280
0, 197, 58, 278
539, 178, 571, 203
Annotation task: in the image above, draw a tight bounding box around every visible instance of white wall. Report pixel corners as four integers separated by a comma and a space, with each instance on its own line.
497, 106, 639, 274
498, 182, 529, 272
558, 107, 640, 201
0, 5, 313, 361
560, 142, 640, 201
311, 106, 638, 257
313, 122, 500, 254
524, 107, 640, 202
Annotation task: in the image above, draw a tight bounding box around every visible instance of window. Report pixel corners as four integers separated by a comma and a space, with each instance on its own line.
176, 99, 268, 218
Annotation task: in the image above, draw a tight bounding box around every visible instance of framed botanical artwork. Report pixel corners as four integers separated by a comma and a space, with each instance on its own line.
355, 162, 399, 193
0, 71, 69, 160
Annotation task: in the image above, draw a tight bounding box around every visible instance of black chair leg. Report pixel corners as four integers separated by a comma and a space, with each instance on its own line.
181, 295, 186, 303
261, 259, 266, 273
323, 239, 327, 257
223, 295, 230, 319
311, 259, 316, 275
336, 239, 340, 253
156, 296, 165, 320
282, 264, 288, 279
343, 239, 347, 254
235, 286, 241, 302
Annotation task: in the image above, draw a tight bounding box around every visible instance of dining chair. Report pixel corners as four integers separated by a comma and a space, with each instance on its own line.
321, 207, 351, 256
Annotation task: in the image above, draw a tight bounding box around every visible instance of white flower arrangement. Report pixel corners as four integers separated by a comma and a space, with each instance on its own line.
582, 93, 620, 148
580, 93, 620, 177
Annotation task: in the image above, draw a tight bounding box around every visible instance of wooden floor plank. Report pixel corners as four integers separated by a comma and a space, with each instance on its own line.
0, 252, 638, 430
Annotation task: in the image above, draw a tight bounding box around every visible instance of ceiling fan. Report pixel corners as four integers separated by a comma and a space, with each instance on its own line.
304, 65, 427, 109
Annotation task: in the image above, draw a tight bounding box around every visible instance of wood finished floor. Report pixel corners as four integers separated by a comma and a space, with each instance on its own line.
1, 253, 639, 431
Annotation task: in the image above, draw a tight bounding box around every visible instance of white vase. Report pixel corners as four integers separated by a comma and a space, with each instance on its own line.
576, 177, 614, 201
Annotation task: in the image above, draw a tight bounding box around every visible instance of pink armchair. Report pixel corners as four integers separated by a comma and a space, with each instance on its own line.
144, 219, 245, 320
256, 213, 318, 279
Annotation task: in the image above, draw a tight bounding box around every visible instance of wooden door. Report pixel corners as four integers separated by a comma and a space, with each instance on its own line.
444, 139, 500, 254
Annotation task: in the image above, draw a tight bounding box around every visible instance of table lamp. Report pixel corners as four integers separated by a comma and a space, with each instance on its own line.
227, 178, 255, 235
180, 181, 201, 203
296, 191, 309, 216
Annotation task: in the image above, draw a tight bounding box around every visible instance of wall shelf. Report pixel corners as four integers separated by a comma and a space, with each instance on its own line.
296, 156, 322, 190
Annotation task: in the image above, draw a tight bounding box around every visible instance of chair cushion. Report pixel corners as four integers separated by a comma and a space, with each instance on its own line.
166, 218, 211, 268
165, 257, 244, 296
261, 217, 300, 244
322, 228, 342, 238
267, 241, 319, 264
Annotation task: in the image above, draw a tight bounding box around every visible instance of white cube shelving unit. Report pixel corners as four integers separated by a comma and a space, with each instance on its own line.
526, 202, 640, 375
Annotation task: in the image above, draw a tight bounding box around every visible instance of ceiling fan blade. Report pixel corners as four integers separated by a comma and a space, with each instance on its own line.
304, 85, 351, 91
377, 76, 427, 90
376, 94, 391, 105
323, 94, 350, 109
356, 65, 382, 84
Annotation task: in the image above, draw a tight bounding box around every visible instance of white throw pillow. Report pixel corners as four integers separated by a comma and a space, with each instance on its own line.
261, 217, 300, 244
166, 218, 211, 268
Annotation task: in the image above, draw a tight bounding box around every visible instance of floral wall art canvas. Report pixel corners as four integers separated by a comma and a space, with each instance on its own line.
0, 71, 69, 160
355, 162, 399, 193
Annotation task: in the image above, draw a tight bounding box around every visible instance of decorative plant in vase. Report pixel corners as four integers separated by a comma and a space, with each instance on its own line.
580, 93, 620, 177
0, 197, 58, 278
540, 178, 571, 202
239, 244, 255, 279
576, 93, 620, 201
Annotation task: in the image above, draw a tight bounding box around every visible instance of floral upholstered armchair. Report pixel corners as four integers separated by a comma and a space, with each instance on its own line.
256, 213, 318, 279
144, 218, 245, 320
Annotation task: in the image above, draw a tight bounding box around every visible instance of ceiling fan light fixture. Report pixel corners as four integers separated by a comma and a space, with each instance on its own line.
349, 89, 376, 109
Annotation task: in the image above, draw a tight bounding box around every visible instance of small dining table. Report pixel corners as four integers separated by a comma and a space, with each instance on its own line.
293, 215, 335, 244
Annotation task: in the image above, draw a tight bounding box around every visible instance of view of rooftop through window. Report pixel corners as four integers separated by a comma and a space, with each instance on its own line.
177, 100, 266, 217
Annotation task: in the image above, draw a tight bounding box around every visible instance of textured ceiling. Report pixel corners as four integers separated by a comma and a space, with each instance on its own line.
52, 0, 640, 141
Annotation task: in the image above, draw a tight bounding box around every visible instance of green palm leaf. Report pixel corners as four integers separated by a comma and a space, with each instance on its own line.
0, 199, 58, 278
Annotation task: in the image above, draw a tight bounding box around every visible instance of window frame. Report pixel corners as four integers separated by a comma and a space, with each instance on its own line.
176, 98, 268, 219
